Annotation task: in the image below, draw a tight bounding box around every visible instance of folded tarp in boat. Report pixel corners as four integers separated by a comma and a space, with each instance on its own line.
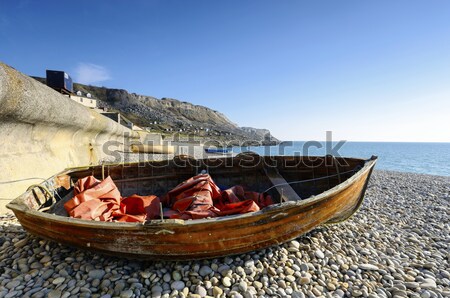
64, 176, 160, 222
64, 174, 273, 222
163, 174, 273, 219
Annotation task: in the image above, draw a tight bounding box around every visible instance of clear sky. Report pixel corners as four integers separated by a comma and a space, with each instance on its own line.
1, 0, 449, 142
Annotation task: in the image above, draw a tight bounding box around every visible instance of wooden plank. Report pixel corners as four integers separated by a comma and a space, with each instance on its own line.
263, 166, 302, 202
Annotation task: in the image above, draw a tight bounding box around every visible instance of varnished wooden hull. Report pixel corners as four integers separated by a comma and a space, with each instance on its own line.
7, 154, 376, 260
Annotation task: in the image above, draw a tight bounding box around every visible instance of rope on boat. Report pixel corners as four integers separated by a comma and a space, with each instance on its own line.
262, 168, 358, 194
26, 184, 55, 211
0, 177, 63, 204
327, 155, 342, 184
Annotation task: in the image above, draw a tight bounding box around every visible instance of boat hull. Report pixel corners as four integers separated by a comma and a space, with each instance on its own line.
8, 155, 376, 260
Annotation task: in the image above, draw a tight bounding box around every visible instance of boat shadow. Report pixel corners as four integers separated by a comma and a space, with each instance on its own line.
0, 220, 331, 275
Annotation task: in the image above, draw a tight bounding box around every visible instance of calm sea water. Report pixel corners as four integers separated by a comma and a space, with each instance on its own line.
233, 142, 450, 177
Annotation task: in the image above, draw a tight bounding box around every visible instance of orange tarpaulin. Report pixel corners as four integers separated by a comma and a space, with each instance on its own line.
163, 174, 273, 220
162, 174, 222, 219
64, 176, 161, 222
64, 176, 122, 221
65, 174, 273, 222
118, 194, 160, 222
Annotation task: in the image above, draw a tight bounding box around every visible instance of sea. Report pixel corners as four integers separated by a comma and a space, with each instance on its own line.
232, 142, 450, 177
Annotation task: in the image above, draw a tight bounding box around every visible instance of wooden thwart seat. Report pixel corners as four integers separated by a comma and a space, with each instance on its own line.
264, 166, 302, 202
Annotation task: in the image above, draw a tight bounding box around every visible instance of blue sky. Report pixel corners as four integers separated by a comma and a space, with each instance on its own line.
1, 0, 449, 142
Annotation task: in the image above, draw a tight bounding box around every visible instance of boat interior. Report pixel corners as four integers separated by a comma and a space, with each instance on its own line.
23, 155, 367, 216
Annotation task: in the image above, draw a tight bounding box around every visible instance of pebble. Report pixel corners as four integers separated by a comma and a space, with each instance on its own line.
120, 289, 133, 298
88, 269, 105, 280
92, 278, 100, 287
359, 264, 379, 271
222, 276, 232, 287
315, 249, 325, 259
40, 255, 52, 263
327, 282, 336, 291
171, 280, 185, 291
199, 265, 213, 276
52, 277, 65, 285
244, 260, 254, 268
299, 276, 310, 285
196, 285, 207, 297
172, 270, 182, 281
5, 291, 19, 298
286, 275, 295, 282
14, 238, 28, 248
405, 282, 420, 289
218, 264, 230, 275
292, 291, 305, 298
212, 286, 223, 296
163, 272, 171, 282
253, 281, 262, 289
285, 267, 295, 275
151, 285, 163, 295
6, 280, 20, 289
238, 281, 248, 291
290, 239, 300, 247
420, 279, 437, 289
47, 290, 62, 298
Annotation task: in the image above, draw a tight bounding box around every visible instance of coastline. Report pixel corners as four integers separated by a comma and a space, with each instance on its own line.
0, 170, 448, 298
229, 142, 450, 177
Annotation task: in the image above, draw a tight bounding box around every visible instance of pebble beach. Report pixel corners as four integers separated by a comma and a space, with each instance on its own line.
0, 170, 449, 298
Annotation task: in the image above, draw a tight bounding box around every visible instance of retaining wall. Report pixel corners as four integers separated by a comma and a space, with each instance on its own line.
0, 62, 140, 212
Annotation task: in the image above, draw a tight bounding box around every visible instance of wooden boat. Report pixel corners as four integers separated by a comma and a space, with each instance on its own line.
204, 147, 232, 154
7, 153, 377, 260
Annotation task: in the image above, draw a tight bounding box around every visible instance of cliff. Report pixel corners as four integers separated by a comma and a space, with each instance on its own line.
32, 77, 279, 145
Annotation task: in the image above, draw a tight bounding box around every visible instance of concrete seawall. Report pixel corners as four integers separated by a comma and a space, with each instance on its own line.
0, 62, 140, 212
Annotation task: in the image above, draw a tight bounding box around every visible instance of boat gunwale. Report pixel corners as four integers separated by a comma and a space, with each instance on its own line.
7, 156, 377, 229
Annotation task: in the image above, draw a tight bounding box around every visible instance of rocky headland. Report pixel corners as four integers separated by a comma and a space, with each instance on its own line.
32, 77, 279, 146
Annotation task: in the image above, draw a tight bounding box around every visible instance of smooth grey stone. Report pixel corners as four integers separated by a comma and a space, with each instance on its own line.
196, 285, 207, 297
47, 290, 62, 298
199, 266, 213, 277
315, 249, 325, 259
6, 280, 21, 290
170, 281, 185, 291
359, 264, 379, 271
120, 289, 133, 298
41, 269, 54, 280
88, 269, 106, 280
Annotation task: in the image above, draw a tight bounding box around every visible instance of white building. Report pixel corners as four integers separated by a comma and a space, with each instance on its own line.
70, 91, 97, 108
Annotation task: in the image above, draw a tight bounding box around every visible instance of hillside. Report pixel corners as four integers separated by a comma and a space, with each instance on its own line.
32, 77, 279, 145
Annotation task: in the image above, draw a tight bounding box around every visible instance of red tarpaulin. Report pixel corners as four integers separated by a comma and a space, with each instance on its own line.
64, 174, 273, 222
